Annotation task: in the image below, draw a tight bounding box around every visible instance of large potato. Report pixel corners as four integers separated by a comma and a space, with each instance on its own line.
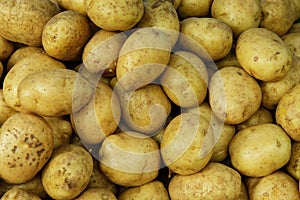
0, 188, 41, 200
229, 124, 291, 177
74, 188, 117, 200
0, 90, 17, 126
282, 32, 300, 57
168, 162, 241, 200
0, 35, 14, 61
236, 28, 293, 82
42, 10, 92, 62
177, 0, 213, 18
0, 0, 61, 46
286, 141, 300, 180
209, 66, 261, 124
0, 113, 53, 184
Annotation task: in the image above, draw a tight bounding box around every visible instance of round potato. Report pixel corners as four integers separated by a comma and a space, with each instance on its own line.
286, 141, 300, 180
160, 51, 208, 108
74, 188, 117, 200
0, 90, 18, 126
42, 144, 93, 200
86, 0, 144, 31
0, 113, 54, 184
211, 0, 261, 37
42, 10, 92, 62
236, 28, 293, 82
282, 32, 300, 57
57, 0, 87, 15
168, 162, 241, 200
229, 124, 291, 177
118, 180, 169, 200
177, 0, 213, 19
209, 66, 262, 124
0, 35, 14, 61
1, 188, 41, 200
0, 0, 60, 46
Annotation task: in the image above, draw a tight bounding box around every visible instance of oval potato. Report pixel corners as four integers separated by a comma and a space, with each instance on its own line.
177, 0, 213, 19
1, 188, 41, 200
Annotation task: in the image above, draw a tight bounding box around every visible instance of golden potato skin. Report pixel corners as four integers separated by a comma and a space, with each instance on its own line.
0, 113, 54, 184
168, 162, 241, 200
229, 124, 291, 177
282, 32, 300, 57
0, 188, 41, 200
0, 35, 14, 61
287, 141, 300, 180
42, 144, 93, 200
74, 188, 117, 200
42, 10, 92, 62
0, 90, 17, 126
0, 0, 61, 46
177, 0, 213, 18
57, 0, 87, 15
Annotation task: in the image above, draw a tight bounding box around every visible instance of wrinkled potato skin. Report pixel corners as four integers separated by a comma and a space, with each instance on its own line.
74, 188, 117, 200
0, 90, 18, 126
168, 162, 241, 200
282, 33, 300, 57
177, 0, 213, 19
287, 141, 300, 180
0, 36, 14, 61
0, 0, 61, 46
1, 188, 41, 200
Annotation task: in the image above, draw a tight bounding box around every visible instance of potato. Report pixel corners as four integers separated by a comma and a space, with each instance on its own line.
3, 53, 66, 112
177, 0, 213, 18
161, 113, 214, 175
173, 0, 181, 9
259, 0, 297, 36
0, 113, 53, 184
261, 56, 300, 110
246, 171, 299, 200
236, 28, 293, 82
215, 48, 241, 69
42, 10, 92, 62
229, 124, 291, 177
86, 0, 144, 31
238, 182, 249, 200
211, 0, 261, 37
209, 66, 262, 124
168, 162, 241, 200
18, 69, 93, 117
0, 188, 41, 200
0, 89, 17, 126
99, 132, 161, 187
286, 141, 300, 180
276, 84, 300, 141
72, 81, 120, 144
42, 144, 93, 200
116, 28, 171, 91
236, 107, 274, 131
0, 61, 3, 79
282, 32, 300, 57
293, 0, 300, 19
118, 180, 169, 200
180, 17, 233, 61
289, 23, 300, 33
0, 35, 14, 61
160, 51, 208, 108
74, 188, 117, 200
57, 0, 87, 15
0, 0, 60, 46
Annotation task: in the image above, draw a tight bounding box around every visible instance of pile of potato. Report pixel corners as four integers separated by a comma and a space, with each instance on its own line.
0, 0, 300, 199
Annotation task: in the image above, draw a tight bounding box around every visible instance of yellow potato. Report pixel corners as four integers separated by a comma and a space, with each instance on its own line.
42, 144, 93, 200
0, 0, 61, 46
288, 23, 300, 33
286, 141, 300, 180
57, 0, 87, 15
0, 113, 53, 184
282, 32, 300, 57
238, 182, 249, 200
177, 0, 213, 18
0, 90, 18, 126
215, 48, 241, 69
86, 0, 144, 31
229, 124, 291, 177
168, 162, 241, 200
1, 188, 41, 200
0, 35, 14, 61
42, 10, 92, 62
74, 188, 117, 200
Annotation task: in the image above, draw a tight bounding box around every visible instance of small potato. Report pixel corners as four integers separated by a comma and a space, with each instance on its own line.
236, 28, 293, 82
74, 188, 117, 200
179, 17, 233, 61
57, 0, 87, 15
42, 10, 92, 62
247, 171, 299, 200
118, 180, 169, 200
177, 0, 213, 18
42, 144, 93, 200
0, 35, 14, 61
99, 132, 161, 187
229, 124, 291, 177
276, 84, 300, 141
0, 188, 41, 200
18, 69, 93, 117
282, 32, 300, 57
286, 141, 300, 180
0, 89, 17, 126
3, 53, 66, 112
168, 162, 241, 200
160, 51, 208, 108
86, 0, 144, 31
0, 0, 61, 46
209, 66, 262, 124
211, 0, 261, 37
215, 48, 241, 69
0, 113, 54, 184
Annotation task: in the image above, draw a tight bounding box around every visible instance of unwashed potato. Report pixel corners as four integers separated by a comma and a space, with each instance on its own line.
261, 56, 300, 110
287, 141, 300, 180
42, 10, 92, 62
276, 83, 300, 141
229, 124, 291, 177
42, 144, 93, 200
0, 113, 54, 184
246, 171, 299, 200
18, 69, 93, 117
282, 32, 300, 57
211, 0, 261, 37
57, 0, 87, 15
74, 188, 117, 200
180, 17, 233, 61
99, 132, 161, 187
168, 162, 241, 200
118, 180, 169, 200
0, 0, 61, 46
209, 66, 261, 124
0, 188, 41, 200
86, 0, 144, 31
0, 35, 14, 61
0, 90, 18, 125
236, 28, 293, 82
177, 0, 213, 19
3, 53, 66, 112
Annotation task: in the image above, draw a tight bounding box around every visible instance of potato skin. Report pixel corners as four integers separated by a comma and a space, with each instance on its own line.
177, 0, 213, 19
74, 188, 117, 200
1, 188, 41, 200
57, 0, 87, 15
0, 35, 14, 61
0, 90, 17, 125
282, 32, 300, 57
286, 141, 300, 180
0, 0, 61, 46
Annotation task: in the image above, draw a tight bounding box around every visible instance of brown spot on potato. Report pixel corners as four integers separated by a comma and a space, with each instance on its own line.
253, 56, 259, 62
